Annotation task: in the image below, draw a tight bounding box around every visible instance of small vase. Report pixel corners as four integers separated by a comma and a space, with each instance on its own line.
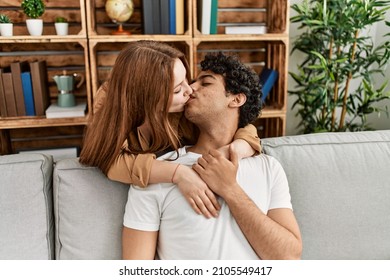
26, 19, 43, 36
55, 22, 69, 36
0, 23, 13, 36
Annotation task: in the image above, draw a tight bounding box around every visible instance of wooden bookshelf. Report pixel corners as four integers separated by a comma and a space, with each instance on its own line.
0, 0, 289, 154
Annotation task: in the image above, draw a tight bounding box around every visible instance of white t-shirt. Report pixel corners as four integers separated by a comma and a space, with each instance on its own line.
123, 147, 292, 260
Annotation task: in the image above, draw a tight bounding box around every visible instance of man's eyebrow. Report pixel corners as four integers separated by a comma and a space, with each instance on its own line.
194, 74, 217, 82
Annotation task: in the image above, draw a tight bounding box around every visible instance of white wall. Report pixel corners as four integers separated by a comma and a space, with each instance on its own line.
286, 0, 390, 135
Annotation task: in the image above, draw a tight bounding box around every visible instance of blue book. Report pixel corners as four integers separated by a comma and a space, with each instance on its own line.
169, 0, 176, 34
20, 72, 36, 116
259, 68, 278, 102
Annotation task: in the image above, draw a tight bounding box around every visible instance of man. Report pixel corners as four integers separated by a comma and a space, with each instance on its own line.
122, 53, 302, 260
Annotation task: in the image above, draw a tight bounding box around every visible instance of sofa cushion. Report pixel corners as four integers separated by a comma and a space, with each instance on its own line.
53, 158, 129, 259
262, 130, 390, 260
0, 153, 54, 260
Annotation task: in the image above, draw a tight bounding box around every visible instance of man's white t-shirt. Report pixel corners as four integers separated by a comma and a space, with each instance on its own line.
123, 147, 292, 260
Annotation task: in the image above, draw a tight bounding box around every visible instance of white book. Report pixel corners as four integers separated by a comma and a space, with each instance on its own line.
200, 0, 212, 34
225, 25, 267, 35
45, 102, 86, 119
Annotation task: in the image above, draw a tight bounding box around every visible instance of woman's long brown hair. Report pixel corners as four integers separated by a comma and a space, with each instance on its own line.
79, 40, 191, 174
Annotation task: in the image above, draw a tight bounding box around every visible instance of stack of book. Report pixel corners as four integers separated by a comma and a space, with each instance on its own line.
142, 0, 185, 35
45, 102, 86, 119
0, 60, 50, 118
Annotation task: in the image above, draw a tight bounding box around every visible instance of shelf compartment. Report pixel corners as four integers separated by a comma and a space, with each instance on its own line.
253, 116, 286, 138
86, 0, 192, 37
193, 0, 289, 36
0, 40, 91, 124
7, 126, 85, 154
0, 0, 87, 36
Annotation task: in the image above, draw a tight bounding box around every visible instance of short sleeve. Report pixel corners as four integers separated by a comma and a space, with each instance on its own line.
268, 157, 293, 210
123, 185, 162, 231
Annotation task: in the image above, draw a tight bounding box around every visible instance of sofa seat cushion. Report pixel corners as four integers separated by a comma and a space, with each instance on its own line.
262, 130, 390, 260
0, 153, 54, 260
53, 158, 129, 259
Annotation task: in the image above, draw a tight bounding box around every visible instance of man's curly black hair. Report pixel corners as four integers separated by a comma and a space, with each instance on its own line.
200, 52, 263, 128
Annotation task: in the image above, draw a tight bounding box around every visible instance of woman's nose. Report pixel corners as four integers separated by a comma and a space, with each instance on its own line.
184, 82, 193, 96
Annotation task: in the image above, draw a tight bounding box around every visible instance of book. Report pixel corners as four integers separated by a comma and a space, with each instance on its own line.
11, 61, 29, 116
142, 0, 161, 34
259, 68, 278, 102
1, 69, 18, 117
210, 0, 218, 34
0, 68, 8, 117
29, 60, 50, 116
225, 25, 267, 35
160, 0, 170, 34
200, 0, 212, 34
45, 102, 86, 119
169, 0, 176, 34
175, 0, 184, 34
21, 72, 36, 116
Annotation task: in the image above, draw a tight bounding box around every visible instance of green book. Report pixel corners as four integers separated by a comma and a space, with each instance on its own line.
210, 0, 218, 34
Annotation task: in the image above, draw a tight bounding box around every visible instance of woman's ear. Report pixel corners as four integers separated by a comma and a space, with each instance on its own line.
229, 93, 247, 108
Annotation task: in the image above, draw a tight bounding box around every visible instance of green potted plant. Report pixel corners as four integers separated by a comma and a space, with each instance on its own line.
21, 0, 45, 36
0, 14, 13, 37
289, 0, 390, 133
54, 16, 68, 36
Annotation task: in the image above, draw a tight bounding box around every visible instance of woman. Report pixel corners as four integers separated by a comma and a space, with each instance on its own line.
79, 40, 260, 218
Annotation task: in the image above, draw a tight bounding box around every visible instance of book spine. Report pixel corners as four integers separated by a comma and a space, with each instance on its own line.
225, 25, 267, 35
1, 71, 18, 117
160, 0, 170, 34
210, 0, 218, 34
142, 0, 154, 34
175, 0, 184, 35
200, 0, 212, 35
152, 1, 161, 34
169, 0, 176, 34
259, 68, 278, 102
11, 61, 29, 116
0, 68, 8, 117
30, 61, 50, 116
21, 72, 36, 116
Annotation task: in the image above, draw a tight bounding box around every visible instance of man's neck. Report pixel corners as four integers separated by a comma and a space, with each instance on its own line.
187, 122, 237, 155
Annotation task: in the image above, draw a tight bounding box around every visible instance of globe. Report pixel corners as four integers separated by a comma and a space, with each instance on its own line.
105, 0, 134, 35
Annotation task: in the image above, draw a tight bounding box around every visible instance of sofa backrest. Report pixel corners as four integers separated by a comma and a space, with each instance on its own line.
53, 158, 129, 260
262, 130, 390, 260
0, 153, 54, 260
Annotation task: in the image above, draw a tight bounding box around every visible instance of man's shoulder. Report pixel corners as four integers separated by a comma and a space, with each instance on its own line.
239, 154, 284, 173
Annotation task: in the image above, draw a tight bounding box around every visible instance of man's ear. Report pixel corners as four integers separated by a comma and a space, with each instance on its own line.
229, 93, 247, 108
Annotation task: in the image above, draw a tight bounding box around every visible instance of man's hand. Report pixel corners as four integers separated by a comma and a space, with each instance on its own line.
174, 164, 220, 218
193, 145, 239, 198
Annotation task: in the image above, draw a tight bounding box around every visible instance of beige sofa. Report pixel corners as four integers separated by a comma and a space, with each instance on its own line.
1, 130, 389, 259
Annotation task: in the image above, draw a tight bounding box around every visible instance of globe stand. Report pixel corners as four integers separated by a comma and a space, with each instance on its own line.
112, 23, 131, 35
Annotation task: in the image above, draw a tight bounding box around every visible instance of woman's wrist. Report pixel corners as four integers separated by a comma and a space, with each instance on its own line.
171, 164, 181, 183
